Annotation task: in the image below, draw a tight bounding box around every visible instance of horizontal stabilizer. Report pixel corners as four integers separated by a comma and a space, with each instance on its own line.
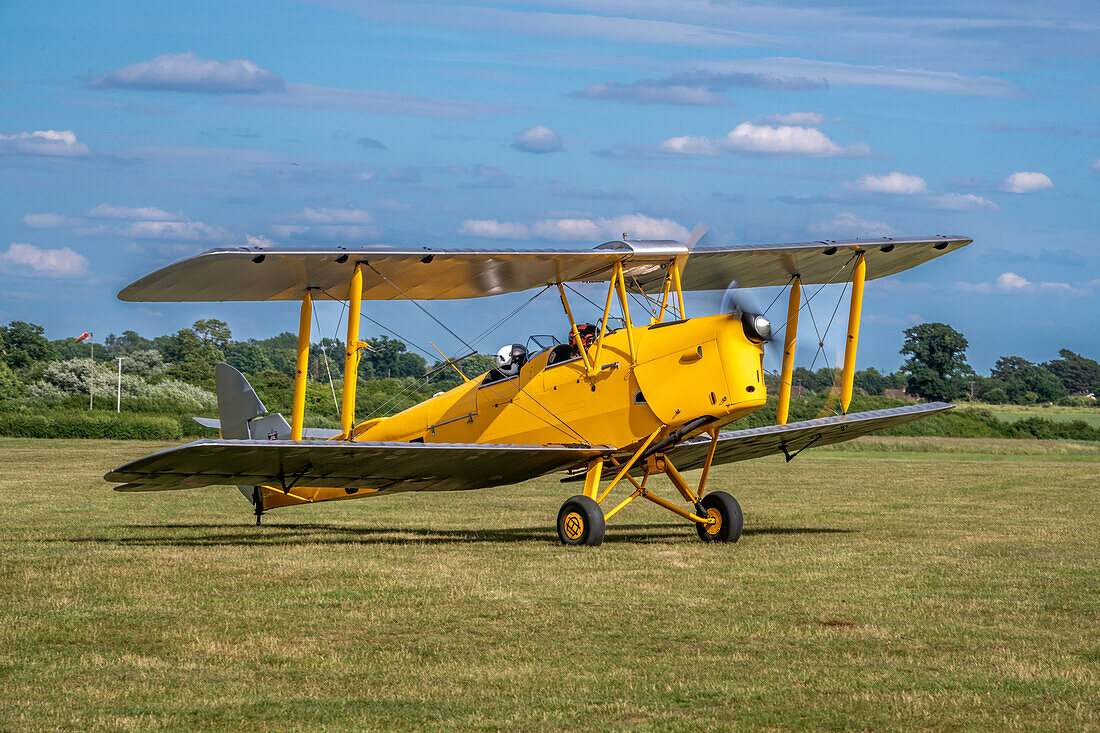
106, 440, 610, 493
192, 416, 342, 440
661, 402, 953, 471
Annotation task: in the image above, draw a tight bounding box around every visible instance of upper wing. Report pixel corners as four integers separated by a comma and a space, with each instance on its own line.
118, 236, 970, 302
660, 402, 953, 472
106, 439, 610, 493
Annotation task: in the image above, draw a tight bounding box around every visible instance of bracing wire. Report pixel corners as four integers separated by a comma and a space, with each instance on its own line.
361, 268, 591, 443
309, 292, 339, 411
751, 252, 862, 422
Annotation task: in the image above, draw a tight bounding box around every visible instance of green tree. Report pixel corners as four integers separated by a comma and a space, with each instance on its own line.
1044, 349, 1100, 394
854, 367, 889, 396
224, 342, 270, 375
359, 335, 427, 381
0, 360, 23, 402
156, 328, 224, 365
1004, 365, 1068, 404
899, 322, 974, 401
192, 319, 232, 349
104, 330, 152, 355
990, 355, 1033, 381
0, 321, 57, 371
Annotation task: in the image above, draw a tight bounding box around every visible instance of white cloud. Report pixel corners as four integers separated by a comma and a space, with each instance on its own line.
576, 81, 726, 106
0, 130, 88, 157
460, 213, 689, 242
245, 234, 274, 247
296, 207, 374, 225
459, 219, 530, 239
249, 83, 500, 118
88, 51, 285, 94
533, 213, 690, 242
376, 198, 412, 212
930, 193, 1000, 212
810, 212, 895, 237
723, 122, 870, 157
271, 207, 377, 242
699, 57, 1015, 97
22, 213, 66, 228
956, 271, 1085, 295
852, 171, 928, 194
663, 122, 868, 158
1092, 159, 1100, 172
659, 136, 718, 156
1001, 171, 1053, 194
757, 112, 828, 126
124, 220, 229, 242
23, 202, 235, 244
512, 125, 564, 154
576, 72, 822, 107
87, 203, 179, 221
0, 243, 89, 278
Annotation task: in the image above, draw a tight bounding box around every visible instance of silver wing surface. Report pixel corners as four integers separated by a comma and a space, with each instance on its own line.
660, 403, 953, 472
106, 440, 610, 493
118, 236, 970, 302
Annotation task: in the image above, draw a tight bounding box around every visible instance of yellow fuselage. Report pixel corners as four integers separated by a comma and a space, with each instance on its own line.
262, 314, 767, 509
357, 313, 768, 450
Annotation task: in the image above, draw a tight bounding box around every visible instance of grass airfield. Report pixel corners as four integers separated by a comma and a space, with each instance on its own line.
0, 437, 1097, 731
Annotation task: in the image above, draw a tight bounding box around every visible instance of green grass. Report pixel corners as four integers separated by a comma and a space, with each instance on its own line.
972, 402, 1100, 429
1, 437, 1097, 731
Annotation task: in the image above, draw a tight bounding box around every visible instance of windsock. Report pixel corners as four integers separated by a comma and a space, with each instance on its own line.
74, 332, 91, 343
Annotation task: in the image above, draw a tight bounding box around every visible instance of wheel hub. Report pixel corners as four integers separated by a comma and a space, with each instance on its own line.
563, 511, 584, 540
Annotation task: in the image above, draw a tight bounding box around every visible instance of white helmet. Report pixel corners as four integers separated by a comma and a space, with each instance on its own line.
495, 343, 526, 377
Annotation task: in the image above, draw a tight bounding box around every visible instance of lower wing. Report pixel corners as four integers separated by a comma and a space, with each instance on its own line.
107, 440, 610, 494
662, 402, 953, 471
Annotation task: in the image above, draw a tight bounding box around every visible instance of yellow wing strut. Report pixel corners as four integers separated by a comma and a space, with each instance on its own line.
840, 254, 866, 413
291, 290, 312, 441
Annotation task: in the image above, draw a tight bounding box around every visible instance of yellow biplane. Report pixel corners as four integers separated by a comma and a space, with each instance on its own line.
106, 233, 970, 545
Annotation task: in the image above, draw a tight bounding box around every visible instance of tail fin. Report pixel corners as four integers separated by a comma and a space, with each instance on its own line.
214, 363, 292, 520
215, 363, 266, 439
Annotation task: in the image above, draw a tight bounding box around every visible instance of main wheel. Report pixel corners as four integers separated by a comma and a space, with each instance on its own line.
694, 491, 743, 543
557, 495, 605, 546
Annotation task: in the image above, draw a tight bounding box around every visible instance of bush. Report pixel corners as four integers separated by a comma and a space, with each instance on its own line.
1012, 417, 1100, 442
0, 411, 182, 440
26, 359, 215, 410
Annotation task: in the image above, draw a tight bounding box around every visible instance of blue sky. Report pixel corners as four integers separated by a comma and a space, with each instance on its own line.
1, 0, 1097, 374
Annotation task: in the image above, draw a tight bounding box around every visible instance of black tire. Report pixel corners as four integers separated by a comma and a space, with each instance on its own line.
694, 491, 743, 543
557, 495, 605, 546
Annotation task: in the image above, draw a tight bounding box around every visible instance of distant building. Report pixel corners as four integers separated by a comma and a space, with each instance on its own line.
1069, 391, 1096, 401
882, 386, 917, 402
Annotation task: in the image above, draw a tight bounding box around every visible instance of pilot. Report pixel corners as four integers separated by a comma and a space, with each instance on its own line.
568, 323, 598, 357
494, 343, 527, 378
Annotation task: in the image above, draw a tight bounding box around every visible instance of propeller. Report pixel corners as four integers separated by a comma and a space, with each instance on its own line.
678, 224, 775, 344
715, 279, 774, 344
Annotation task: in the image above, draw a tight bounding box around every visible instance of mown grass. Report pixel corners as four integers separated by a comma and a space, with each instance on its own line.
969, 402, 1100, 428
0, 437, 1097, 731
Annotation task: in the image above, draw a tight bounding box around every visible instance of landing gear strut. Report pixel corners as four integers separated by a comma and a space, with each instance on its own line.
557, 428, 744, 545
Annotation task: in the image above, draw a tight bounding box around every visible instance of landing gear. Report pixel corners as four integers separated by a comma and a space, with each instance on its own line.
694, 491, 742, 543
557, 495, 605, 546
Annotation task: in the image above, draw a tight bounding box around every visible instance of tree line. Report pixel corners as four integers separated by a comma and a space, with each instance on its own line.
1, 319, 1097, 413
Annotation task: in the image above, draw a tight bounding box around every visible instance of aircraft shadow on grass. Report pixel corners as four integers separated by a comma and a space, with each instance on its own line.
59, 523, 854, 548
